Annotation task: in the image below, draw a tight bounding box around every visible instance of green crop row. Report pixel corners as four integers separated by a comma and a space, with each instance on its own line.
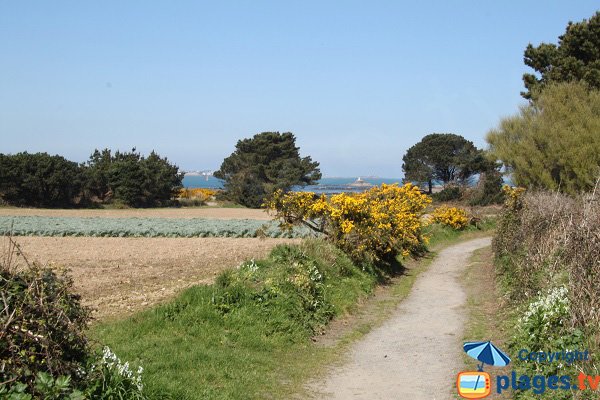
0, 216, 313, 238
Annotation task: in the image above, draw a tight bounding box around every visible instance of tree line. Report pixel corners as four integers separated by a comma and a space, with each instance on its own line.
0, 149, 183, 208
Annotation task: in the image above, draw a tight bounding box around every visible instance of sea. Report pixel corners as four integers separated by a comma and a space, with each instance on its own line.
183, 175, 405, 194
183, 174, 513, 194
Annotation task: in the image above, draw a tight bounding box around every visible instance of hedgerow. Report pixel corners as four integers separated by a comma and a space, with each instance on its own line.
492, 185, 600, 398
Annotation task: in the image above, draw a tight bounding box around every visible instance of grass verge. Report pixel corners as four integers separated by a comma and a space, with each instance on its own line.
92, 222, 496, 399
464, 235, 600, 399
460, 245, 511, 399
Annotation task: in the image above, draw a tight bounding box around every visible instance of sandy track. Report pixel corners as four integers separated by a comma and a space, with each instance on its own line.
313, 237, 492, 400
9, 236, 299, 320
0, 207, 271, 220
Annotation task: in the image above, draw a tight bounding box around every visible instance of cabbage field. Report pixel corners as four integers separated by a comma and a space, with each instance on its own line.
0, 216, 313, 238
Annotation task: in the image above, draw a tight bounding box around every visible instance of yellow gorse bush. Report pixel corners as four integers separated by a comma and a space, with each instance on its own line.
265, 183, 431, 263
178, 188, 217, 201
502, 185, 526, 211
430, 205, 469, 230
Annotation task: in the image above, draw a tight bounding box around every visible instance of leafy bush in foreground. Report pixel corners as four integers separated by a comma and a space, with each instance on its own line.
0, 238, 147, 399
509, 286, 584, 399
0, 245, 90, 390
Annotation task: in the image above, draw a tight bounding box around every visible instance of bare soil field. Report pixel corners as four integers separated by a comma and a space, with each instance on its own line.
0, 207, 271, 220
9, 236, 299, 320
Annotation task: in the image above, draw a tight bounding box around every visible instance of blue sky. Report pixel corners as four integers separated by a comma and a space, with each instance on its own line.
1, 1, 598, 177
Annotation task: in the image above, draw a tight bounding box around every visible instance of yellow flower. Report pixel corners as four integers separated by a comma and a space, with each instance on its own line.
340, 220, 354, 233
266, 183, 432, 262
431, 206, 469, 230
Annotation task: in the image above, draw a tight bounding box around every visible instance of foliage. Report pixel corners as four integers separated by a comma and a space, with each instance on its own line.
0, 349, 147, 399
502, 185, 526, 212
178, 188, 216, 200
0, 152, 84, 208
83, 347, 145, 399
265, 183, 431, 264
94, 239, 376, 399
0, 216, 312, 238
177, 188, 217, 206
401, 133, 489, 193
0, 238, 147, 399
522, 11, 600, 99
0, 149, 183, 208
466, 169, 505, 206
0, 240, 91, 390
513, 286, 578, 352
214, 132, 321, 208
430, 205, 469, 230
487, 82, 600, 195
431, 186, 462, 202
0, 372, 85, 400
85, 148, 184, 207
509, 287, 584, 399
493, 187, 600, 389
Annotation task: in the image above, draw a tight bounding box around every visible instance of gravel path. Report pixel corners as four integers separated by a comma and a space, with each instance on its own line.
313, 237, 492, 400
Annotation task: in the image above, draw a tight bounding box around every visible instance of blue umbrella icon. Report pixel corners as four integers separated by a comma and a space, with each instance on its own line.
464, 341, 511, 371
463, 341, 511, 393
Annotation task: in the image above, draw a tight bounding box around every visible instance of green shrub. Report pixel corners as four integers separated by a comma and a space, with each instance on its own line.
432, 186, 462, 202
509, 287, 584, 399
0, 238, 147, 399
0, 255, 91, 390
210, 241, 360, 334
466, 170, 504, 206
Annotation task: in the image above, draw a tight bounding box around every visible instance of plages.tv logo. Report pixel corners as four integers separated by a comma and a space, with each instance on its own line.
457, 341, 511, 399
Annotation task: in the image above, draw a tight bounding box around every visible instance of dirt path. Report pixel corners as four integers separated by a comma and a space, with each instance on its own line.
313, 237, 492, 400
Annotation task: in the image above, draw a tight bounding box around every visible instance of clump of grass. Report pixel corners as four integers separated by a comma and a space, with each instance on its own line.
93, 239, 376, 399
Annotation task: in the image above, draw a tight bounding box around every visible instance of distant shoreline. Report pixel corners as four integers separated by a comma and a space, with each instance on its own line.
183, 173, 392, 180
